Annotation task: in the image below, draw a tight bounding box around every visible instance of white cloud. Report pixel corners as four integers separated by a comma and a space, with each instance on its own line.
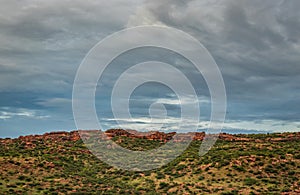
0, 107, 49, 120
102, 116, 300, 133
223, 120, 300, 133
155, 95, 210, 105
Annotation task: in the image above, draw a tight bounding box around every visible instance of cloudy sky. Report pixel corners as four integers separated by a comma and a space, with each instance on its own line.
1, 0, 300, 137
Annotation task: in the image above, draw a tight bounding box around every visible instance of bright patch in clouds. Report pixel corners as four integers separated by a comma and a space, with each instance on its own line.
0, 107, 49, 120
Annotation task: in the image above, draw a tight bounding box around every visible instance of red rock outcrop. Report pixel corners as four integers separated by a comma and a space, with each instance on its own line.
1, 130, 299, 145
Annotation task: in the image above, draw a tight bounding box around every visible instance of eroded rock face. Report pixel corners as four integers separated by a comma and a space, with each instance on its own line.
17, 131, 82, 142
0, 131, 83, 149
1, 130, 299, 145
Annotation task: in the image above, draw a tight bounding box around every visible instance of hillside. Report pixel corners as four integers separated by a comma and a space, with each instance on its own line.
0, 130, 300, 194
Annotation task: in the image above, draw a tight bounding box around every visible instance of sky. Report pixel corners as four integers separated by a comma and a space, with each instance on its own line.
1, 0, 300, 137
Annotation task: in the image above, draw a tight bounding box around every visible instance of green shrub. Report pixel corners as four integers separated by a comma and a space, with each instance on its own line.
221, 191, 238, 195
244, 177, 257, 186
17, 175, 26, 180
159, 182, 169, 189
156, 172, 165, 179
232, 165, 245, 172
198, 176, 205, 180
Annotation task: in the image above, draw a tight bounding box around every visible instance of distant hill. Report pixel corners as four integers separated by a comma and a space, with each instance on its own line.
2, 129, 299, 145
0, 129, 299, 194
219, 129, 271, 134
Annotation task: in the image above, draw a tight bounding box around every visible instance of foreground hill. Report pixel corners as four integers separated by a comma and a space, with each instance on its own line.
0, 130, 299, 194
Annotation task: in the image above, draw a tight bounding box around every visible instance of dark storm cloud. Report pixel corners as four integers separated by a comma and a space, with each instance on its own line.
128, 0, 300, 123
0, 0, 139, 92
0, 0, 141, 136
1, 0, 300, 136
0, 0, 142, 100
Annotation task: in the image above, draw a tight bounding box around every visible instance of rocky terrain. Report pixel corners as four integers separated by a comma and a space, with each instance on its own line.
0, 130, 299, 194
2, 129, 299, 147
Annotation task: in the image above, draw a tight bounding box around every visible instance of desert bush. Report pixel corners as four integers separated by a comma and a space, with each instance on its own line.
232, 165, 245, 172
244, 177, 257, 186
198, 175, 205, 180
221, 191, 238, 195
156, 172, 165, 179
159, 182, 169, 189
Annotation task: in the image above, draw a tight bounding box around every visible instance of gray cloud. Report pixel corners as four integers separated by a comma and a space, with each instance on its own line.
0, 0, 300, 136
0, 0, 140, 92
127, 0, 300, 122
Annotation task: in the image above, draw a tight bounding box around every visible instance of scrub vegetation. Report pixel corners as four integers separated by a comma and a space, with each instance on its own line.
0, 131, 299, 194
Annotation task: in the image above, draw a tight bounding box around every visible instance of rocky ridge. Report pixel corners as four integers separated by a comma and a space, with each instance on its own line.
1, 129, 300, 148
